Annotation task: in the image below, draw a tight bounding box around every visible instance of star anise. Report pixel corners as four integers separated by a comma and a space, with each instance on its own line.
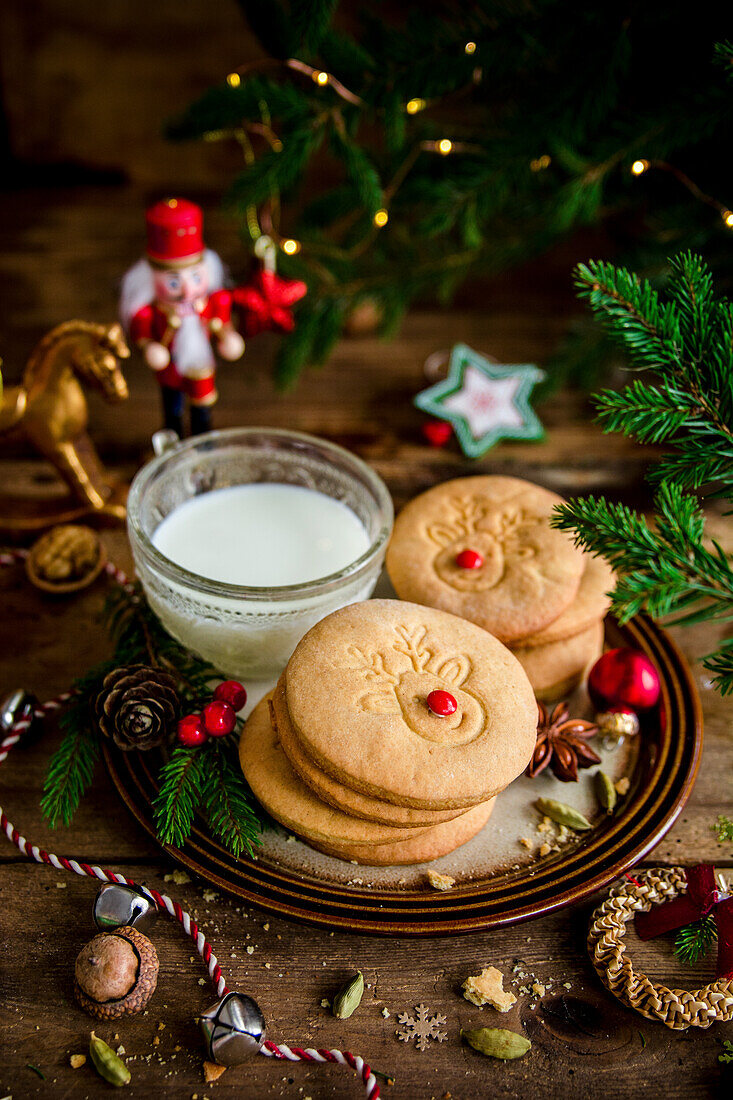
527, 700, 600, 782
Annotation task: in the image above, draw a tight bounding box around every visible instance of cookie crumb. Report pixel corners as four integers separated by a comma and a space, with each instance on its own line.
519, 837, 533, 849
56, 881, 67, 889
615, 776, 630, 796
202, 889, 218, 903
246, 945, 255, 955
70, 1054, 86, 1069
426, 870, 455, 891
462, 966, 517, 1012
531, 981, 545, 997
164, 870, 191, 885
381, 1007, 390, 1018
320, 999, 330, 1009
203, 1061, 227, 1084
538, 842, 552, 857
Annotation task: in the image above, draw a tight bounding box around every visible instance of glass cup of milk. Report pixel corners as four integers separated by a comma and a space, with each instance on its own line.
127, 428, 393, 690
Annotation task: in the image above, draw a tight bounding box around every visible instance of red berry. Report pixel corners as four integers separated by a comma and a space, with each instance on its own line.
455, 548, 484, 570
427, 689, 457, 717
422, 420, 452, 447
202, 700, 237, 737
177, 714, 208, 748
213, 680, 248, 712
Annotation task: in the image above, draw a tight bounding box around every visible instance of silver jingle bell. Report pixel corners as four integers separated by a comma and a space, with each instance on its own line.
93, 882, 158, 933
200, 992, 266, 1066
0, 689, 38, 733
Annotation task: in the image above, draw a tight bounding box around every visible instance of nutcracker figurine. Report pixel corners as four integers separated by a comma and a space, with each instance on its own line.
119, 198, 245, 436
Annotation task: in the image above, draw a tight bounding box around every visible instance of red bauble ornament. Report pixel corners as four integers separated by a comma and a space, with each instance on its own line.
202, 700, 237, 737
213, 680, 248, 712
232, 268, 307, 337
427, 689, 457, 717
455, 548, 484, 570
588, 648, 660, 712
177, 714, 208, 748
422, 420, 452, 448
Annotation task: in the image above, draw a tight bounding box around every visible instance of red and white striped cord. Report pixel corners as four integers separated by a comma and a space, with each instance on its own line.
0, 550, 380, 1098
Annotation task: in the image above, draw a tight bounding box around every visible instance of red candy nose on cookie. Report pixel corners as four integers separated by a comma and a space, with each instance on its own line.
455, 548, 483, 569
427, 690, 457, 717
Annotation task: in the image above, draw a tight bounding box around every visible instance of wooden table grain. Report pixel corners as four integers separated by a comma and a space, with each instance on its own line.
1, 187, 732, 1099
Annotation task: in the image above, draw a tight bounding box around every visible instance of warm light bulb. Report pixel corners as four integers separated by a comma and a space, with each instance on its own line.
465, 41, 477, 54
282, 238, 301, 255
314, 70, 329, 86
227, 72, 241, 88
406, 97, 426, 114
722, 210, 733, 229
438, 139, 453, 155
631, 159, 649, 176
373, 209, 389, 228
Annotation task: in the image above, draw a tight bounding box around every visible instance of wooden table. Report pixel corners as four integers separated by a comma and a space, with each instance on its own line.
2, 187, 732, 1099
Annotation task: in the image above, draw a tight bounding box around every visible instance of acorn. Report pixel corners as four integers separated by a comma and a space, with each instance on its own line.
74, 925, 159, 1020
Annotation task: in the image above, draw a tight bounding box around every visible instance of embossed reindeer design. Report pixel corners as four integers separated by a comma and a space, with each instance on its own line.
346, 625, 487, 745
426, 496, 540, 592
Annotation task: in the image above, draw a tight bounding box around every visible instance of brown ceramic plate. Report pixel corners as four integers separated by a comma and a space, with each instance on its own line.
104, 614, 702, 936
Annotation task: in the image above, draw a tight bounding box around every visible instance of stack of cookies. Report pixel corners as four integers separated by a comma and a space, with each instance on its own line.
385, 475, 614, 700
239, 599, 537, 865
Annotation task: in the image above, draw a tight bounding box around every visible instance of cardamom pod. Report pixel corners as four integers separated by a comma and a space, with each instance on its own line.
332, 971, 364, 1019
595, 771, 617, 815
536, 797, 592, 831
89, 1032, 131, 1087
461, 1027, 531, 1060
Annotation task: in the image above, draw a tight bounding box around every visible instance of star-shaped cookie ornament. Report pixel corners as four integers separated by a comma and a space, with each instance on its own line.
415, 343, 545, 458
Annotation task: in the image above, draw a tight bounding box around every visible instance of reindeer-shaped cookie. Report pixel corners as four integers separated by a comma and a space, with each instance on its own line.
426, 495, 543, 593
345, 624, 488, 746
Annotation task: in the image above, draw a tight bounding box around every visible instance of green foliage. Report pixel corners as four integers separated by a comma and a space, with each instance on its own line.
167, 2, 733, 385
154, 747, 207, 849
41, 584, 264, 857
553, 252, 733, 694
713, 815, 733, 842
674, 915, 718, 965
203, 742, 262, 859
720, 1039, 733, 1064
40, 712, 100, 828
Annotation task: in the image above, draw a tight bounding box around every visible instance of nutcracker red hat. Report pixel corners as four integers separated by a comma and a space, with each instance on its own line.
145, 197, 205, 268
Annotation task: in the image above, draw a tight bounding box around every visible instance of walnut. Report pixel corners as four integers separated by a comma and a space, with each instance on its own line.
74, 926, 158, 1020
27, 524, 104, 593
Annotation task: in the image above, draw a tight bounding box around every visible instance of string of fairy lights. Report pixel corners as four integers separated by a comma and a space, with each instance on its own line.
211, 38, 732, 261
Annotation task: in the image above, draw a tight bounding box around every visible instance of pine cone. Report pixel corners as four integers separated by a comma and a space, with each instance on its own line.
95, 665, 179, 751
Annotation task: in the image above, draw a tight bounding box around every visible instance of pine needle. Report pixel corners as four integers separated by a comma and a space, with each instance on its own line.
673, 915, 717, 965
203, 743, 262, 860
553, 251, 733, 693
40, 700, 101, 828
153, 747, 207, 849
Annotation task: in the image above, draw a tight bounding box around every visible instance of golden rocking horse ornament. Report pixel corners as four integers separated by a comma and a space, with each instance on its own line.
0, 320, 131, 534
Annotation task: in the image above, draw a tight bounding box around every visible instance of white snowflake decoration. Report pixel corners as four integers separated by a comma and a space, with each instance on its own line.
395, 1004, 448, 1051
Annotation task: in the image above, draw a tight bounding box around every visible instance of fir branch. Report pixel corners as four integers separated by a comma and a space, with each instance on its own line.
41, 708, 100, 828
202, 742, 262, 859
553, 482, 733, 627
674, 915, 717, 965
153, 747, 207, 849
40, 663, 114, 827
720, 1039, 733, 1065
